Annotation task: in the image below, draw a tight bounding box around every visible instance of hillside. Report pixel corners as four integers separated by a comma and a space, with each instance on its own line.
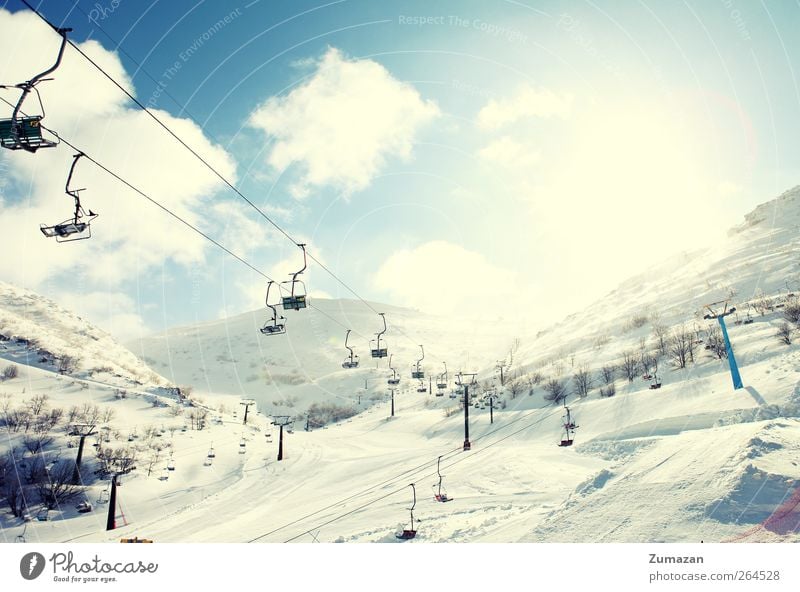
0, 280, 167, 388
1, 187, 799, 543
126, 298, 524, 418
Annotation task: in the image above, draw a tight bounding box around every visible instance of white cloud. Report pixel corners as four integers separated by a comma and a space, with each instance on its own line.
477, 85, 572, 129
248, 47, 440, 196
372, 241, 519, 317
478, 136, 541, 169
0, 8, 251, 337
57, 290, 149, 341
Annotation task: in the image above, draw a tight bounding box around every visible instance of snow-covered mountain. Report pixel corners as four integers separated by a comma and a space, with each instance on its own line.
0, 280, 167, 387
1, 187, 799, 543
126, 298, 524, 416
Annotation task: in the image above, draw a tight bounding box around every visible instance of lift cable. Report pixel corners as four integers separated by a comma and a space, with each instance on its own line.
20, 0, 439, 360
280, 405, 565, 542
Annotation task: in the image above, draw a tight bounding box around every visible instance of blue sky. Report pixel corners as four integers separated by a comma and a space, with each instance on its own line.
1, 0, 799, 339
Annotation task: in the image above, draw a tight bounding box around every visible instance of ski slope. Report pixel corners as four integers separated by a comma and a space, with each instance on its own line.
2, 188, 800, 543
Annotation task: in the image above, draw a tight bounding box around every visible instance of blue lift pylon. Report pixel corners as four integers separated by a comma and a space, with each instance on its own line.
703, 300, 743, 390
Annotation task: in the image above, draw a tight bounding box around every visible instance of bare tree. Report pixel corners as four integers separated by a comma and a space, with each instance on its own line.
705, 325, 727, 359
783, 302, 800, 324
621, 350, 639, 382
599, 383, 616, 397
3, 453, 29, 518
572, 365, 593, 398
777, 322, 793, 345
508, 376, 526, 399
1, 364, 19, 380
600, 364, 616, 385
32, 458, 85, 509
753, 292, 774, 316
57, 354, 81, 375
669, 325, 694, 369
23, 432, 54, 456
28, 393, 49, 416
652, 322, 669, 357
542, 378, 568, 404
101, 407, 116, 424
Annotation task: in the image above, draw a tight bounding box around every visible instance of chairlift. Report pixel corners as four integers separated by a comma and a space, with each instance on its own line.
41, 153, 98, 242
649, 373, 662, 390
76, 500, 92, 513
159, 467, 169, 481
239, 437, 246, 453
280, 243, 308, 310
207, 444, 216, 459
387, 354, 400, 385
260, 281, 286, 335
370, 313, 388, 358
411, 345, 425, 379
36, 508, 49, 522
558, 405, 578, 447
341, 329, 359, 368
416, 381, 427, 393
96, 487, 109, 505
167, 458, 175, 471
432, 456, 452, 502
437, 362, 448, 390
395, 483, 418, 540
0, 27, 70, 152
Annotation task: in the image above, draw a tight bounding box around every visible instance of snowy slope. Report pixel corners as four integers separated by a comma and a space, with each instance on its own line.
0, 280, 166, 387
126, 298, 524, 416
2, 188, 800, 544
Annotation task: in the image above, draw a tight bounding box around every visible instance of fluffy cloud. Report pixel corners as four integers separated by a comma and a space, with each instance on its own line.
0, 8, 243, 336
372, 241, 519, 317
248, 47, 440, 197
477, 85, 572, 129
478, 136, 541, 169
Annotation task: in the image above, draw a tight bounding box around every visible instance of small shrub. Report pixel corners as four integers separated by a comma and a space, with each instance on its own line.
2, 364, 18, 380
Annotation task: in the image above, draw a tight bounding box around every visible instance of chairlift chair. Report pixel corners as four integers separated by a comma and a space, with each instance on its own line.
558, 406, 578, 447
207, 445, 215, 458
387, 354, 400, 385
432, 456, 452, 502
370, 313, 388, 358
0, 27, 70, 152
260, 281, 286, 335
411, 345, 425, 379
40, 153, 98, 242
167, 459, 175, 471
416, 381, 427, 393
281, 243, 308, 311
341, 329, 359, 368
395, 483, 418, 540
436, 362, 448, 389
76, 500, 92, 513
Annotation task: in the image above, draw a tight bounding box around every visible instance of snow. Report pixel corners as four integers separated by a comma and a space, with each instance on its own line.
2, 189, 800, 544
